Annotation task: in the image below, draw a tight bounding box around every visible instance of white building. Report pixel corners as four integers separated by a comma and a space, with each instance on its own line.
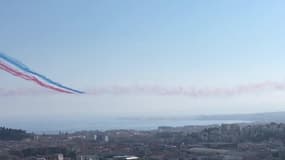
58, 154, 64, 160
104, 135, 109, 142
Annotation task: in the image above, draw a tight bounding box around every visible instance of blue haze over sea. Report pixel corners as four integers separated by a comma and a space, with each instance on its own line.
1, 118, 250, 134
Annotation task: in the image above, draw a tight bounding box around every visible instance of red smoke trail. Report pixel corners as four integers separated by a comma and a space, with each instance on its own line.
0, 52, 84, 94
88, 82, 285, 97
0, 62, 73, 94
2, 60, 285, 97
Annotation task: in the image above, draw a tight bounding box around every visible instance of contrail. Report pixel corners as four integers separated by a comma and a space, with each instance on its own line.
0, 53, 84, 94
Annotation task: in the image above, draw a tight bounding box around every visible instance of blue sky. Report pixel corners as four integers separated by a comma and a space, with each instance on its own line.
1, 0, 285, 118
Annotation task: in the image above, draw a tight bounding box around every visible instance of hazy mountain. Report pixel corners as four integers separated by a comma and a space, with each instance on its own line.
196, 111, 285, 123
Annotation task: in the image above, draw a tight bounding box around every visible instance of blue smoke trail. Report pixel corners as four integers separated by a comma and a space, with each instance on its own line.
0, 53, 84, 94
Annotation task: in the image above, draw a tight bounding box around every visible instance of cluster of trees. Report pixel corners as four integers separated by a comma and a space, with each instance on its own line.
10, 147, 77, 159
0, 127, 30, 140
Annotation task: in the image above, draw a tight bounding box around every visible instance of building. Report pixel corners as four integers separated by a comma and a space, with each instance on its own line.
105, 135, 109, 142
113, 155, 140, 160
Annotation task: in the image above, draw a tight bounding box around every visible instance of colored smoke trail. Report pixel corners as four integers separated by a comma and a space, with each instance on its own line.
0, 53, 83, 94
1, 53, 285, 97
1, 82, 285, 97
0, 62, 73, 94
87, 82, 285, 97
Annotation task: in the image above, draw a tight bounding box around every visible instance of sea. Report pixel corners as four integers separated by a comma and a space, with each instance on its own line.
0, 118, 251, 134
